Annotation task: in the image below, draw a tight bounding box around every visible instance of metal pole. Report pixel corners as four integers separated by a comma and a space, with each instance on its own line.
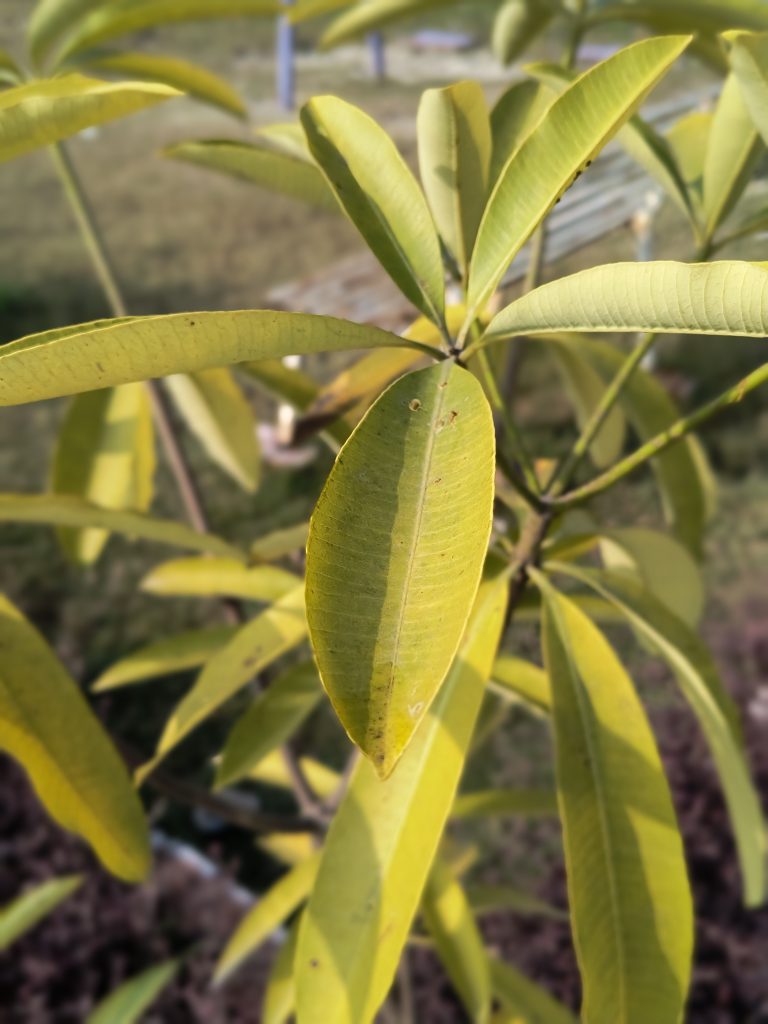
368, 31, 386, 80
276, 0, 296, 110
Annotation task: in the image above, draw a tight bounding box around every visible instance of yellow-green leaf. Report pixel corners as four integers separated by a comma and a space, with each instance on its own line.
422, 860, 492, 1024
251, 521, 310, 562
301, 95, 446, 324
489, 79, 552, 185
535, 573, 693, 1024
417, 81, 491, 278
490, 655, 551, 712
215, 661, 322, 789
248, 748, 340, 800
79, 52, 246, 117
92, 626, 237, 692
141, 557, 298, 602
465, 36, 690, 321
55, 0, 281, 64
166, 369, 260, 491
0, 75, 178, 163
724, 31, 768, 147
262, 916, 300, 1024
552, 562, 767, 907
139, 585, 307, 780
467, 885, 567, 921
492, 0, 555, 66
86, 959, 179, 1024
29, 0, 118, 67
702, 73, 762, 243
165, 138, 339, 211
0, 50, 22, 87
320, 0, 463, 46
0, 595, 150, 882
306, 362, 495, 777
0, 493, 243, 559
490, 957, 577, 1024
0, 876, 82, 951
482, 262, 768, 344
295, 569, 508, 1024
452, 788, 558, 819
214, 855, 320, 985
51, 383, 155, 565
0, 311, 425, 408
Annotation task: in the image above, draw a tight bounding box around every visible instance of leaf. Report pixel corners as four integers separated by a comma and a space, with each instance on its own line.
86, 960, 179, 1024
489, 79, 552, 185
320, 0, 463, 46
164, 368, 261, 491
467, 884, 567, 921
452, 788, 558, 819
492, 0, 556, 66
262, 916, 300, 1024
306, 362, 495, 777
295, 569, 508, 1024
251, 521, 309, 562
535, 573, 693, 1024
0, 595, 150, 882
417, 81, 491, 278
301, 95, 446, 324
0, 75, 178, 163
483, 261, 768, 344
0, 50, 22, 87
551, 563, 767, 907
79, 52, 246, 117
422, 860, 492, 1024
54, 0, 281, 64
142, 557, 298, 602
490, 957, 577, 1024
666, 109, 711, 211
215, 661, 322, 789
0, 876, 82, 951
0, 493, 243, 559
248, 748, 340, 799
465, 36, 690, 321
51, 383, 155, 565
724, 30, 768, 147
165, 138, 339, 211
490, 655, 551, 712
702, 73, 762, 243
92, 626, 237, 692
28, 0, 118, 67
590, 0, 768, 36
214, 855, 320, 985
138, 585, 307, 780
0, 311, 425, 407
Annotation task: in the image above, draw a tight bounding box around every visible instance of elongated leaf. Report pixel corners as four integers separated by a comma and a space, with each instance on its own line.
301, 95, 446, 324
51, 383, 155, 565
139, 585, 307, 780
320, 0, 463, 46
79, 52, 245, 117
0, 493, 242, 559
92, 626, 237, 692
214, 855, 320, 984
28, 0, 118, 66
165, 138, 339, 211
535, 573, 693, 1024
490, 957, 577, 1024
465, 36, 690, 320
296, 569, 508, 1024
262, 916, 300, 1024
0, 75, 178, 163
552, 563, 766, 907
0, 876, 82, 951
0, 311, 423, 408
491, 655, 551, 712
725, 30, 768, 148
86, 960, 179, 1024
251, 521, 309, 562
702, 73, 762, 242
291, 0, 354, 22
216, 661, 322, 789
667, 109, 711, 214
55, 0, 281, 63
422, 860, 492, 1024
527, 61, 694, 223
249, 748, 340, 799
590, 0, 768, 35
166, 369, 260, 491
492, 0, 555, 66
483, 261, 768, 344
306, 362, 495, 777
0, 50, 22, 87
142, 557, 298, 602
453, 788, 557, 819
467, 884, 567, 921
417, 81, 491, 278
0, 595, 150, 882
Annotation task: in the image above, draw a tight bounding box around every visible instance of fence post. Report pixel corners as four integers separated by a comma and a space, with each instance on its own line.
276, 0, 296, 110
368, 31, 386, 80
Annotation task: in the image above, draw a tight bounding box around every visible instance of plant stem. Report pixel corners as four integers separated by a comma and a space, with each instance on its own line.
546, 332, 658, 496
554, 360, 768, 508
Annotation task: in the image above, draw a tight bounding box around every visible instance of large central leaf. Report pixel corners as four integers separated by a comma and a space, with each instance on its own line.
306, 361, 495, 776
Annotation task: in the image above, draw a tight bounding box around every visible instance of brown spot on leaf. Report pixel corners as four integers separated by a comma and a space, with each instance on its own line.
409, 399, 422, 412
